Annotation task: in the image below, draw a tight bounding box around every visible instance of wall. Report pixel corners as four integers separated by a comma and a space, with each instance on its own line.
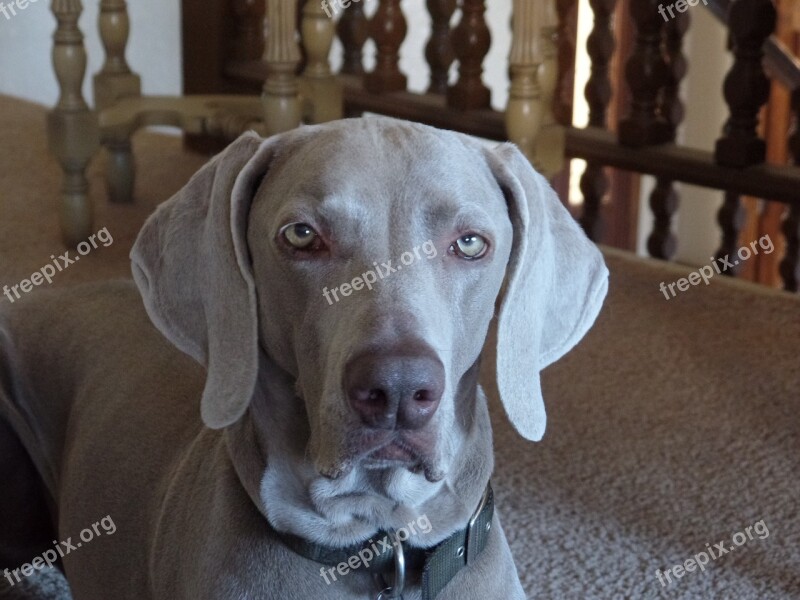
0, 0, 181, 106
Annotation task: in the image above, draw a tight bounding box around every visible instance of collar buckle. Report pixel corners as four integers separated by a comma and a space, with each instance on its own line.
374, 528, 405, 599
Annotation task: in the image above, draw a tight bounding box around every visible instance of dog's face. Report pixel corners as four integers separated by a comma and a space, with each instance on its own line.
247, 124, 513, 494
131, 117, 608, 542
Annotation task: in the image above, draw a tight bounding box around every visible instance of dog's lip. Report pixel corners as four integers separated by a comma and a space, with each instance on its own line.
363, 438, 420, 465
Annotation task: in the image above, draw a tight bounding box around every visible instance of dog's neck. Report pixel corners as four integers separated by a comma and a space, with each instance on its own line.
225, 352, 494, 549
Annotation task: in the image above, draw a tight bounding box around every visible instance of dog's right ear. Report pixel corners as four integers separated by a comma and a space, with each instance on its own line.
131, 132, 278, 430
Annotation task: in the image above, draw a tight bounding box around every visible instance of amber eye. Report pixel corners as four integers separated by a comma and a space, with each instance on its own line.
281, 223, 323, 251
450, 234, 488, 260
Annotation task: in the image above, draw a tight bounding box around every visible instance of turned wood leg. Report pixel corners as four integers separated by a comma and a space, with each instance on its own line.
263, 0, 302, 136
48, 0, 99, 246
94, 0, 140, 203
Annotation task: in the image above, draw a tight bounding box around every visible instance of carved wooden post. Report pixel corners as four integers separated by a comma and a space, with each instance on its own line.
48, 0, 99, 246
618, 0, 671, 147
448, 0, 491, 110
780, 87, 800, 292
714, 0, 776, 167
578, 0, 617, 240
647, 12, 688, 259
714, 191, 747, 276
365, 0, 408, 93
506, 0, 544, 165
94, 0, 140, 204
425, 0, 457, 94
232, 0, 266, 61
301, 0, 343, 123
337, 2, 368, 75
532, 0, 565, 176
263, 0, 302, 135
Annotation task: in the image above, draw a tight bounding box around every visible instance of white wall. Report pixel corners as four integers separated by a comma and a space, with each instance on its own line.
0, 0, 181, 106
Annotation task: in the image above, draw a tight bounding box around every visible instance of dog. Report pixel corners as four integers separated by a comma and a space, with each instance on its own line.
0, 117, 608, 599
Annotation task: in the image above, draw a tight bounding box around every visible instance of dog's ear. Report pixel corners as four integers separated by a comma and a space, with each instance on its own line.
483, 143, 609, 441
131, 131, 277, 429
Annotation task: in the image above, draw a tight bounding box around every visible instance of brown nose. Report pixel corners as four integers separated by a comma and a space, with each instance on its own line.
345, 346, 444, 430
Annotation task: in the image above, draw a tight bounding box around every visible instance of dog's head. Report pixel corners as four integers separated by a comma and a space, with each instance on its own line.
131, 118, 607, 540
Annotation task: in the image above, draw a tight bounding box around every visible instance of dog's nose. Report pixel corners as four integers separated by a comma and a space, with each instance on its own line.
345, 348, 444, 430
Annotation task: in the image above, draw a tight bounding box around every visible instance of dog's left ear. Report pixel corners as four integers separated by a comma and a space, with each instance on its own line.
483, 143, 609, 441
131, 131, 278, 429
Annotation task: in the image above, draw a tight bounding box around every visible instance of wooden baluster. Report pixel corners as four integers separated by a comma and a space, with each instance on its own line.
231, 0, 266, 61
647, 11, 688, 259
780, 88, 800, 291
425, 0, 457, 94
48, 0, 99, 246
533, 0, 565, 176
365, 0, 408, 93
94, 0, 140, 204
618, 0, 671, 147
714, 0, 776, 167
578, 0, 617, 241
554, 0, 578, 126
300, 0, 343, 123
448, 0, 491, 110
263, 0, 302, 135
714, 191, 747, 276
506, 0, 544, 164
337, 2, 368, 75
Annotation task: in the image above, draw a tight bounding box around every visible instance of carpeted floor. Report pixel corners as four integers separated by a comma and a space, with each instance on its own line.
1, 94, 799, 599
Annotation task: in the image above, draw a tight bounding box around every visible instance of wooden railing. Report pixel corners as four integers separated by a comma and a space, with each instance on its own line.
182, 0, 800, 292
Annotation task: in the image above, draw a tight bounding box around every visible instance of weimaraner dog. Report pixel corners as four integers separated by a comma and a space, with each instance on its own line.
0, 117, 608, 599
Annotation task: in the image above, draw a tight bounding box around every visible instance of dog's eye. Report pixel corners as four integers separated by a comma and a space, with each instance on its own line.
451, 234, 488, 260
282, 223, 323, 251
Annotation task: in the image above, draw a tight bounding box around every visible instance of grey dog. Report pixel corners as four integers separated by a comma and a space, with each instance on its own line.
0, 117, 608, 599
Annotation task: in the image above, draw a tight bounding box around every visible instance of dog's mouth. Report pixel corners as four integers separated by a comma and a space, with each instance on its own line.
321, 429, 444, 482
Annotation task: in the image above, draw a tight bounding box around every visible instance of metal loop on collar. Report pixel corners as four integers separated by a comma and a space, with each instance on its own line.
375, 528, 405, 599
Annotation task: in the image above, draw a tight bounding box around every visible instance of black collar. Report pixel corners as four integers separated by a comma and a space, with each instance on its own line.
271, 483, 494, 600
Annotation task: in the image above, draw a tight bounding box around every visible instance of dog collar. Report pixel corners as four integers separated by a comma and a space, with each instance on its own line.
272, 483, 494, 600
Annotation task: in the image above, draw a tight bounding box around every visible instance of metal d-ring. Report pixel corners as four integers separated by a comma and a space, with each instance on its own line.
375, 528, 405, 600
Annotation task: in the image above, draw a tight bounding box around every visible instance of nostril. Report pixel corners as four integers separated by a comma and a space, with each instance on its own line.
413, 389, 433, 402
368, 389, 386, 403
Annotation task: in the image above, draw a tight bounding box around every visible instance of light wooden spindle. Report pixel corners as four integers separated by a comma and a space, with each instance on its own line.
94, 0, 140, 204
301, 0, 343, 123
714, 0, 776, 167
532, 0, 565, 176
337, 2, 368, 75
232, 0, 266, 61
365, 0, 408, 93
647, 12, 688, 259
506, 0, 544, 164
578, 0, 617, 241
425, 0, 457, 94
448, 0, 491, 110
780, 88, 800, 292
48, 0, 99, 246
618, 0, 671, 147
263, 0, 302, 135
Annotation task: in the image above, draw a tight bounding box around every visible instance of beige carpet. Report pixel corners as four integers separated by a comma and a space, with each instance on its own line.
1, 95, 799, 599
